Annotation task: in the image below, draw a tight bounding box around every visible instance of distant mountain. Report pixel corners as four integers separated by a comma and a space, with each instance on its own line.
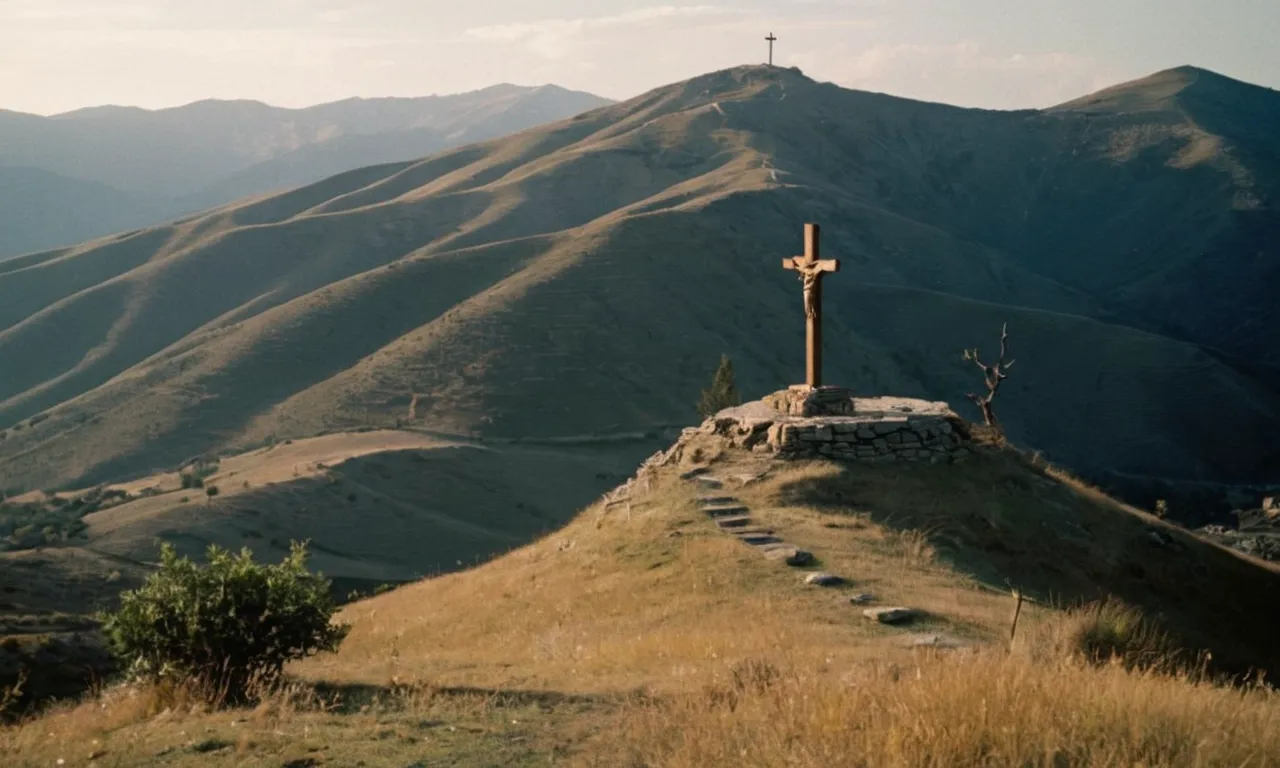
0, 84, 612, 256
0, 65, 1277, 509
0, 166, 171, 257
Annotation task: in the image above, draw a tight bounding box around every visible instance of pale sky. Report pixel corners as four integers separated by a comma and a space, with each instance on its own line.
2, 0, 1277, 115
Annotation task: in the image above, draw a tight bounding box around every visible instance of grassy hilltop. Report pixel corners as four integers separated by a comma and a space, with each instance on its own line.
3, 427, 1278, 766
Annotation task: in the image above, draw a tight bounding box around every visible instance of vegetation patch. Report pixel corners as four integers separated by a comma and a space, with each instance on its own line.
102, 542, 349, 704
0, 487, 133, 551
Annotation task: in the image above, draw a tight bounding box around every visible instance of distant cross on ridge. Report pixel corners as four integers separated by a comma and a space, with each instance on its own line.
765, 33, 777, 66
781, 223, 840, 387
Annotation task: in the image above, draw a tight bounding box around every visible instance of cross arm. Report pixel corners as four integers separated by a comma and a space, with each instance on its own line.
783, 257, 840, 272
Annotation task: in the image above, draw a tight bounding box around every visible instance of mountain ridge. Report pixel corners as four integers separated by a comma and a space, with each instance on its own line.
0, 64, 1277, 511
0, 83, 615, 256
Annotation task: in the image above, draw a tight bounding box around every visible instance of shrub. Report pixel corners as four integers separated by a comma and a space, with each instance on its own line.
1029, 599, 1178, 672
180, 459, 220, 489
102, 541, 349, 703
205, 485, 220, 498
697, 354, 742, 418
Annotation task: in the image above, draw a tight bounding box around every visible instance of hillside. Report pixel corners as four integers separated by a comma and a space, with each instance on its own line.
0, 167, 173, 259
1, 65, 1278, 514
0, 429, 661, 708
0, 84, 612, 256
4, 414, 1278, 765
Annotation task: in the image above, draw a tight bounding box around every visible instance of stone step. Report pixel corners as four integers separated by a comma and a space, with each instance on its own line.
692, 476, 725, 489
764, 547, 814, 566
714, 515, 754, 528
701, 503, 749, 516
695, 495, 739, 505
756, 541, 797, 554
863, 607, 917, 625
805, 572, 844, 587
736, 532, 783, 546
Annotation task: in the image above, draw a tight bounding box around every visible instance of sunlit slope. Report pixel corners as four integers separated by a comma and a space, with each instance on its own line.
302, 442, 1280, 694
1, 65, 1278, 492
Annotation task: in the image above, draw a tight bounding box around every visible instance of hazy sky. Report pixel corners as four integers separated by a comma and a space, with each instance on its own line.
2, 0, 1277, 115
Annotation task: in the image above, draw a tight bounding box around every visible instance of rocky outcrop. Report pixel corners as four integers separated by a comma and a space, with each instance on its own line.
602, 390, 971, 513
764, 385, 857, 417
701, 392, 971, 464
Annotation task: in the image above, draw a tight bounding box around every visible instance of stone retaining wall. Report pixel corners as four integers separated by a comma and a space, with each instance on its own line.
701, 394, 971, 464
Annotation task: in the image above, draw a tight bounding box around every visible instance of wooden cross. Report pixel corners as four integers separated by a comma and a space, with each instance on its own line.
765, 33, 777, 66
781, 223, 840, 387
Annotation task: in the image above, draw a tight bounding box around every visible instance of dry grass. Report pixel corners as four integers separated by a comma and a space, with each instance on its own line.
595, 650, 1280, 767
0, 676, 605, 767
6, 447, 1280, 765
294, 463, 1017, 695
1026, 598, 1179, 671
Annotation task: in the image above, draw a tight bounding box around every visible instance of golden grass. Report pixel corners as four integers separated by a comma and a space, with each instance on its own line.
0, 676, 604, 767
595, 651, 1280, 768
6, 447, 1280, 765
294, 461, 1021, 695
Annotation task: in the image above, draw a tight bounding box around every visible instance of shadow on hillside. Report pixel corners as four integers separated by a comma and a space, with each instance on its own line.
301, 680, 617, 716
773, 447, 1280, 683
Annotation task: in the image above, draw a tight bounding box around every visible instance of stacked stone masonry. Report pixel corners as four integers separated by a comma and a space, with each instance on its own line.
703, 393, 970, 464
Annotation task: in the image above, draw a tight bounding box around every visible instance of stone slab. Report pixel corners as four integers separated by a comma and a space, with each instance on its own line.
863, 607, 917, 624
696, 495, 738, 505
804, 572, 844, 587
906, 633, 968, 649
784, 550, 814, 566
702, 503, 749, 516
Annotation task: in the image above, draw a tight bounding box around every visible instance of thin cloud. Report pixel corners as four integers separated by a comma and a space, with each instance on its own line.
465, 5, 738, 59
789, 40, 1111, 109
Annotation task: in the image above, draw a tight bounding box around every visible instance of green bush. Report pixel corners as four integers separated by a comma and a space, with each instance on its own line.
180, 459, 220, 490
1047, 599, 1177, 672
0, 491, 103, 551
102, 541, 349, 702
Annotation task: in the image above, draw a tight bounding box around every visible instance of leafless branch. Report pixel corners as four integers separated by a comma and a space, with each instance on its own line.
963, 323, 1015, 431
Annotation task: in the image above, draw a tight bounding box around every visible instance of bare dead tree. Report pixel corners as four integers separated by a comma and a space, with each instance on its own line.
963, 323, 1015, 431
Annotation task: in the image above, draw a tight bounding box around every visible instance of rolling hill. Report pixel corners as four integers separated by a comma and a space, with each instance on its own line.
4, 422, 1279, 764
1, 64, 1278, 513
0, 84, 612, 256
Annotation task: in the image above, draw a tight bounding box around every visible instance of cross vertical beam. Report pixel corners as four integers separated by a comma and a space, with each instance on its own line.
765, 33, 777, 66
781, 223, 840, 388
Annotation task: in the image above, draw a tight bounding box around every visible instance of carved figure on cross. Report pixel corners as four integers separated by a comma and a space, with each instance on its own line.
781, 223, 840, 387
794, 260, 823, 319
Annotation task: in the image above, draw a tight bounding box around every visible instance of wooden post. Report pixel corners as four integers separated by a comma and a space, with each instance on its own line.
1008, 589, 1024, 651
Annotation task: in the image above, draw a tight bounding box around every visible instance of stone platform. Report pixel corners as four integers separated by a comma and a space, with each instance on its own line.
701, 392, 969, 463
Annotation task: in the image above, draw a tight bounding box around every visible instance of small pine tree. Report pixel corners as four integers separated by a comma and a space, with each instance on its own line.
698, 354, 742, 418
